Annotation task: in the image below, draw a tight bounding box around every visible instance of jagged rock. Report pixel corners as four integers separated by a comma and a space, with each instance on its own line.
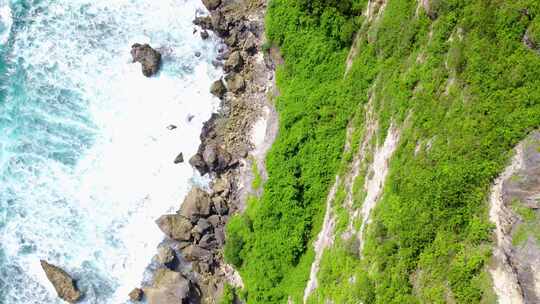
207, 215, 222, 228
243, 34, 257, 54
211, 12, 228, 36
215, 227, 226, 246
194, 218, 212, 235
174, 153, 184, 164
213, 178, 230, 196
202, 144, 234, 173
182, 245, 211, 262
157, 246, 177, 269
189, 153, 208, 175
199, 233, 218, 250
129, 288, 144, 302
166, 124, 177, 130
224, 31, 238, 47
224, 51, 243, 72
40, 260, 82, 303
202, 0, 221, 11
131, 43, 162, 77
193, 16, 212, 30
213, 197, 229, 215
201, 30, 210, 40
179, 188, 212, 219
144, 269, 190, 304
226, 73, 246, 94
210, 79, 227, 98
156, 215, 193, 241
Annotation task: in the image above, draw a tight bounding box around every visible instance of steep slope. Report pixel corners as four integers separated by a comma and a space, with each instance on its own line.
224, 0, 540, 303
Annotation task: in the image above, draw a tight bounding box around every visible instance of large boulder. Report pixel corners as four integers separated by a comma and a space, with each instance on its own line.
224, 51, 244, 73
143, 269, 190, 304
210, 79, 227, 98
182, 245, 212, 262
156, 215, 193, 241
226, 73, 246, 94
40, 260, 82, 303
157, 246, 177, 269
202, 144, 233, 173
202, 0, 221, 11
131, 43, 162, 77
179, 188, 212, 219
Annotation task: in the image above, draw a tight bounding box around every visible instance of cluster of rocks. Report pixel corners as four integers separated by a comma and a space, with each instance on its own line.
131, 0, 273, 303
129, 176, 235, 303
190, 0, 265, 177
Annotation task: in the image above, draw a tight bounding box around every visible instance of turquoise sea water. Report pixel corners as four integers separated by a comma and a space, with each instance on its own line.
0, 0, 220, 303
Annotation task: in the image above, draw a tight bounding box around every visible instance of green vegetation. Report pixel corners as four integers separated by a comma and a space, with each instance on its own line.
251, 159, 263, 190
225, 0, 540, 303
220, 284, 237, 304
511, 199, 540, 246
528, 16, 540, 46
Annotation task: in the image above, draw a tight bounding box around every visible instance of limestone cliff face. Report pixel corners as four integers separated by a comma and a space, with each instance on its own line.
489, 131, 540, 304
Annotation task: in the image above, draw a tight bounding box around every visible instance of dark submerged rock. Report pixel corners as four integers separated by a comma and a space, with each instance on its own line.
174, 152, 184, 164
40, 260, 82, 303
200, 30, 210, 40
193, 16, 212, 30
131, 43, 162, 77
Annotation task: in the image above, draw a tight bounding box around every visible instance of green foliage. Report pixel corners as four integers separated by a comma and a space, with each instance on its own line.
224, 215, 251, 268
511, 199, 540, 245
528, 17, 540, 46
251, 160, 263, 190
227, 0, 540, 302
220, 284, 236, 304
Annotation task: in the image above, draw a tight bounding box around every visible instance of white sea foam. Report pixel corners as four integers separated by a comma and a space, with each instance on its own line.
1, 0, 220, 303
0, 1, 11, 45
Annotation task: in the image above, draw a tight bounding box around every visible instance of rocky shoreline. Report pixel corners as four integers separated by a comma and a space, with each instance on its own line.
40, 1, 278, 302
138, 0, 278, 303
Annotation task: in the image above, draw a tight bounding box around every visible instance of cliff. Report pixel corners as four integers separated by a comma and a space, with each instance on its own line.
220, 0, 540, 303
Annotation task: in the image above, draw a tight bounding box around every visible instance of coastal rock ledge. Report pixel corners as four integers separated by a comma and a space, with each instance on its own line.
40, 260, 82, 303
131, 43, 162, 77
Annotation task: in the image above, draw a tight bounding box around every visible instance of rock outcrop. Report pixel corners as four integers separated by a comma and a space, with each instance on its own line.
210, 79, 227, 98
143, 269, 191, 304
490, 130, 540, 303
156, 214, 193, 241
40, 260, 82, 303
131, 43, 162, 77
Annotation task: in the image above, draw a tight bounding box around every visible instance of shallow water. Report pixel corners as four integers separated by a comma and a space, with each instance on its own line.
0, 0, 220, 303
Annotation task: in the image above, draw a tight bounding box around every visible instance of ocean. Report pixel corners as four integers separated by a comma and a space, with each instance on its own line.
0, 0, 220, 302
